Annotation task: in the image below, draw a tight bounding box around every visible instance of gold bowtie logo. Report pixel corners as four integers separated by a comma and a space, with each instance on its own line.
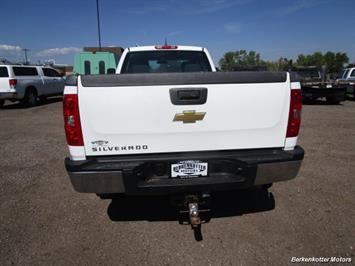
173, 110, 206, 124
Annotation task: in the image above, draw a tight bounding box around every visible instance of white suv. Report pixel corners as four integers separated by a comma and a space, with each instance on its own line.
338, 67, 355, 81
337, 67, 355, 98
0, 65, 65, 108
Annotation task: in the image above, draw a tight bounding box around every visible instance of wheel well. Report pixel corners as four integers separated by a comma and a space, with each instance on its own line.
25, 86, 37, 95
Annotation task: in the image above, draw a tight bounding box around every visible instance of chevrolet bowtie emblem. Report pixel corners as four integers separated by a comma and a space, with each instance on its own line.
173, 110, 206, 123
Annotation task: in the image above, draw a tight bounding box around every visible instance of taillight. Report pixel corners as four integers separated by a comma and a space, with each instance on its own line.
155, 45, 178, 49
9, 79, 17, 87
286, 89, 302, 138
63, 94, 83, 146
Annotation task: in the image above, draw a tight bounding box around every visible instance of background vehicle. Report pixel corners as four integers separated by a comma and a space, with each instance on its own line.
73, 47, 124, 75
0, 65, 65, 107
63, 45, 304, 227
73, 52, 117, 75
338, 67, 355, 81
293, 66, 346, 104
337, 67, 355, 100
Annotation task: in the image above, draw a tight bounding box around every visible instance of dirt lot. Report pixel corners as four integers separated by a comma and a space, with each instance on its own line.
0, 99, 354, 265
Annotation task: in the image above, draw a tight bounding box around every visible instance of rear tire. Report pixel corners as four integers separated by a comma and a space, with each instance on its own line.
352, 87, 355, 101
0, 99, 4, 108
39, 96, 47, 103
302, 95, 313, 104
22, 88, 38, 107
326, 96, 340, 104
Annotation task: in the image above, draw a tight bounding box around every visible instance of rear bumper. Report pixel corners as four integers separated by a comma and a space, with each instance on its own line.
0, 92, 17, 99
65, 146, 304, 195
301, 87, 346, 100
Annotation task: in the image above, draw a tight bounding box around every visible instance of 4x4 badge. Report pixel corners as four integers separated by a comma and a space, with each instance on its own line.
91, 140, 108, 147
173, 110, 206, 124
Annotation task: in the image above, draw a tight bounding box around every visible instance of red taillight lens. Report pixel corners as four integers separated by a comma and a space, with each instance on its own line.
286, 89, 302, 138
63, 94, 83, 146
9, 79, 17, 87
155, 45, 178, 49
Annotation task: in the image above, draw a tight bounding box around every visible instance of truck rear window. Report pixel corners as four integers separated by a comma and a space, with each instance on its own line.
0, 67, 9, 77
121, 51, 212, 74
296, 69, 320, 79
42, 68, 61, 77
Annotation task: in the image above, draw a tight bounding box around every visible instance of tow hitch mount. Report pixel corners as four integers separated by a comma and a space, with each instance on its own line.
175, 192, 211, 241
188, 202, 200, 227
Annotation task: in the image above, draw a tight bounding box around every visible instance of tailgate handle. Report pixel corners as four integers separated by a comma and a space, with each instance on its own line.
170, 88, 208, 105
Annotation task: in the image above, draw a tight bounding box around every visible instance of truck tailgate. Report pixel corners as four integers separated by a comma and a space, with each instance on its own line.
78, 72, 290, 156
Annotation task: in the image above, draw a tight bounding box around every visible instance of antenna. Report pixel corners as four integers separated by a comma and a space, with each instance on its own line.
165, 38, 168, 46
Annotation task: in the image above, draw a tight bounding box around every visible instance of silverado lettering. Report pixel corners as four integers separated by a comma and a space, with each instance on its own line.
92, 145, 148, 152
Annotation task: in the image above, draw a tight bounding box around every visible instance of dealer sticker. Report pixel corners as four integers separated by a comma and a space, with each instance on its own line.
171, 160, 208, 178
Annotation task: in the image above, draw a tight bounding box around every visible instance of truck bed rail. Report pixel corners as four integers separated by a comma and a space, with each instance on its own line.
80, 71, 288, 87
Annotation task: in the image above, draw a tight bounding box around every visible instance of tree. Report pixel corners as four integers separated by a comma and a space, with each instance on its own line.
296, 51, 348, 74
219, 50, 266, 71
219, 51, 236, 71
219, 50, 349, 74
296, 52, 324, 66
266, 57, 292, 71
333, 52, 349, 73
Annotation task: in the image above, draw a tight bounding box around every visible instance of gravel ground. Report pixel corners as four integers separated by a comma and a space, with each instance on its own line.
0, 98, 354, 265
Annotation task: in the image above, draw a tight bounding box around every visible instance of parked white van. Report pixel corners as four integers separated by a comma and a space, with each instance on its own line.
0, 65, 65, 107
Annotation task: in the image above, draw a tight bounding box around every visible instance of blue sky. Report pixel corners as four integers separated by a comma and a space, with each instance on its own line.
0, 0, 354, 66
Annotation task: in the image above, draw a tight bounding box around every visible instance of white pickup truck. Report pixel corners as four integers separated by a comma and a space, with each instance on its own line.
337, 67, 355, 99
0, 65, 64, 107
63, 45, 304, 207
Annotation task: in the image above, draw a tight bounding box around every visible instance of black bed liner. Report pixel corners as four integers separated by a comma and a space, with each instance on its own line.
77, 71, 290, 87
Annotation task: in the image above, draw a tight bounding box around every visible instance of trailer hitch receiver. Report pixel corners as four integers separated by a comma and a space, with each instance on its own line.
188, 202, 201, 228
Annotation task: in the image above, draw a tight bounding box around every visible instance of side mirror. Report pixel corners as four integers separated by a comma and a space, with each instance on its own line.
107, 68, 116, 74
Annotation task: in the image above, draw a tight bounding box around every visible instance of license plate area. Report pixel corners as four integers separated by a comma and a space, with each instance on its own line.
171, 160, 208, 178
